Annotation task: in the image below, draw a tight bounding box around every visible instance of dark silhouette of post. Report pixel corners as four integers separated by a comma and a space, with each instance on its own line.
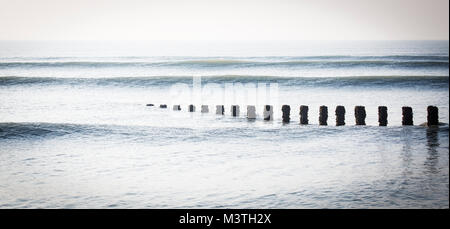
201, 105, 209, 113
378, 106, 388, 126
264, 105, 273, 121
216, 105, 224, 115
282, 105, 290, 123
319, 106, 328, 125
300, 105, 309, 124
173, 105, 181, 111
355, 106, 366, 125
231, 105, 240, 117
247, 105, 256, 119
189, 104, 195, 112
335, 105, 345, 126
427, 106, 439, 126
402, 106, 413, 125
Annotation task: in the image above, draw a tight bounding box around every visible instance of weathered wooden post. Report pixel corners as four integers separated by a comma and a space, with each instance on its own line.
299, 105, 309, 125
282, 105, 290, 123
247, 105, 256, 119
319, 106, 328, 125
160, 104, 167, 108
173, 105, 181, 111
355, 106, 366, 125
201, 105, 209, 113
427, 106, 439, 126
402, 106, 413, 125
216, 105, 224, 115
335, 105, 345, 126
263, 105, 273, 121
231, 105, 240, 117
378, 106, 388, 126
189, 104, 195, 112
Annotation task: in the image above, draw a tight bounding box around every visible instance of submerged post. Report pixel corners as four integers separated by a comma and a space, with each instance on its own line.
402, 106, 413, 125
355, 106, 366, 125
247, 105, 256, 119
319, 106, 328, 125
335, 105, 345, 126
216, 105, 224, 115
282, 105, 290, 123
263, 105, 273, 121
427, 106, 439, 126
173, 105, 181, 111
299, 105, 309, 125
201, 105, 209, 113
231, 105, 240, 117
189, 104, 195, 112
378, 106, 388, 126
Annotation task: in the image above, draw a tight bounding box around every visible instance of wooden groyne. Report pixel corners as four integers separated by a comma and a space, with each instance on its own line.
216, 105, 224, 115
282, 105, 290, 123
263, 105, 273, 121
335, 106, 345, 126
355, 106, 366, 125
231, 105, 240, 117
402, 106, 413, 126
154, 104, 443, 127
378, 106, 388, 126
299, 105, 309, 125
247, 105, 256, 119
319, 106, 328, 126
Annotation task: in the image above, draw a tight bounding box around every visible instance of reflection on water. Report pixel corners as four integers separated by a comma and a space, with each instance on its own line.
425, 127, 440, 175
401, 127, 413, 179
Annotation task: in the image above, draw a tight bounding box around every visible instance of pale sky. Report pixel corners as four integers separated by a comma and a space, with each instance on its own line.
0, 0, 448, 41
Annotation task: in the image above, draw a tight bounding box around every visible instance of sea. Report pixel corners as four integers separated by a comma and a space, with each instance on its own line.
0, 40, 448, 208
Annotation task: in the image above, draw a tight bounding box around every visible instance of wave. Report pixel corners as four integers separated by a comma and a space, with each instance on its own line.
0, 55, 448, 69
0, 75, 448, 89
0, 122, 80, 139
2, 55, 448, 61
2, 122, 448, 143
0, 122, 198, 143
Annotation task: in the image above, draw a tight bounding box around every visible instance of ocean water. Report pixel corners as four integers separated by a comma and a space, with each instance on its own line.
0, 40, 448, 208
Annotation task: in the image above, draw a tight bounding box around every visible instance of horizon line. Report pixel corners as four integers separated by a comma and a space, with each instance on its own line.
0, 39, 449, 42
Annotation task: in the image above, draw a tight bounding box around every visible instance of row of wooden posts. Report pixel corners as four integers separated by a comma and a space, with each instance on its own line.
149, 104, 440, 126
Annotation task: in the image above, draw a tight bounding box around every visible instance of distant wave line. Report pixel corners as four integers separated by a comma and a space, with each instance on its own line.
0, 58, 448, 68
1, 75, 448, 88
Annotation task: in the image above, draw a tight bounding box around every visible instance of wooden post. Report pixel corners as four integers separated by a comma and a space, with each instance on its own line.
216, 105, 224, 115
263, 105, 273, 121
299, 105, 309, 125
173, 105, 181, 111
319, 106, 328, 125
402, 106, 413, 125
378, 106, 388, 126
231, 105, 240, 117
427, 106, 439, 126
247, 105, 256, 119
282, 105, 290, 123
189, 104, 195, 112
201, 105, 209, 113
335, 105, 345, 126
355, 106, 366, 125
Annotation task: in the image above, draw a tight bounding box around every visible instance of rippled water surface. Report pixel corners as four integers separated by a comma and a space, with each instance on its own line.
0, 41, 448, 208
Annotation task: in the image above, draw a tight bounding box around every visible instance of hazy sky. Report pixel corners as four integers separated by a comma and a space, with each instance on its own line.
0, 0, 448, 41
